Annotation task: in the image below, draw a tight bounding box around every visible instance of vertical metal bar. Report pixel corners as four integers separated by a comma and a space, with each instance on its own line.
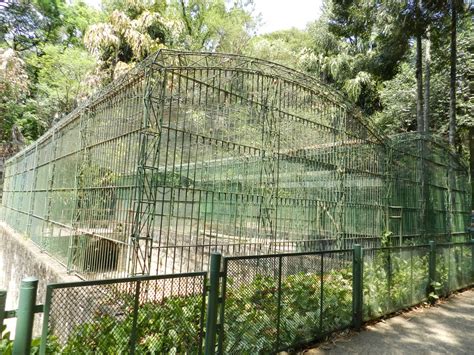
387, 248, 392, 310
471, 239, 474, 282
0, 289, 6, 332
275, 256, 283, 352
39, 285, 53, 355
129, 280, 141, 355
410, 247, 414, 304
204, 252, 221, 355
199, 274, 207, 355
319, 253, 324, 333
13, 277, 38, 355
428, 241, 436, 285
352, 244, 363, 330
217, 259, 228, 354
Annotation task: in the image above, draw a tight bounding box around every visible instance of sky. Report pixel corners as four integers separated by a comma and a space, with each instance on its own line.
82, 0, 324, 34
254, 0, 323, 33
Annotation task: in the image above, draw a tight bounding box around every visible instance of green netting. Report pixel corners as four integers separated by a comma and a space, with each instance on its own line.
0, 50, 470, 278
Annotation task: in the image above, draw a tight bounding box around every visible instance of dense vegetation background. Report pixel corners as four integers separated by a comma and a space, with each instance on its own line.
0, 0, 472, 164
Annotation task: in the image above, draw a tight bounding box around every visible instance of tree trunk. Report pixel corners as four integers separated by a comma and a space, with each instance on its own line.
449, 0, 457, 147
416, 0, 424, 132
423, 30, 431, 133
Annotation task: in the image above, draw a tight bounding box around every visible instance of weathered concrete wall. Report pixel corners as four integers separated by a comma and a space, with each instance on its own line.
0, 221, 80, 336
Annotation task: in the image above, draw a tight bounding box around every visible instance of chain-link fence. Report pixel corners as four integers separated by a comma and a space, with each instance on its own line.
212, 241, 473, 354
436, 242, 473, 296
40, 273, 207, 354
219, 250, 353, 353
2, 241, 473, 354
363, 246, 430, 321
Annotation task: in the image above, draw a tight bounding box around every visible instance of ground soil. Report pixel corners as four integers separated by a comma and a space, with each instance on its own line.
303, 288, 474, 354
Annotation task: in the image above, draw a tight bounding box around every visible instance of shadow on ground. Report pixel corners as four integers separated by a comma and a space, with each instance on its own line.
305, 289, 474, 354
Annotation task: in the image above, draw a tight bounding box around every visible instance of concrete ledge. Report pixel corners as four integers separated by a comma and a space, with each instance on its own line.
0, 221, 81, 335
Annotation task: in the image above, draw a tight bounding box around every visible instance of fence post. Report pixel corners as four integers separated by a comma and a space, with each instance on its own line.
13, 277, 38, 355
0, 289, 6, 332
352, 244, 363, 330
205, 252, 221, 355
471, 239, 474, 282
129, 280, 141, 355
428, 241, 436, 284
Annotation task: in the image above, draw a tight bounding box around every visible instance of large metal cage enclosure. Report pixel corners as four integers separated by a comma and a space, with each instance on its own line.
1, 50, 470, 279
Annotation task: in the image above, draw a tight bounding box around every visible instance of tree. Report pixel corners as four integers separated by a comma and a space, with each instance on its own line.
0, 0, 62, 53
415, 0, 423, 132
84, 7, 168, 81
424, 30, 431, 132
169, 0, 257, 52
0, 0, 103, 142
84, 0, 257, 82
244, 28, 312, 68
449, 0, 457, 148
305, 0, 417, 115
0, 48, 29, 142
28, 45, 97, 122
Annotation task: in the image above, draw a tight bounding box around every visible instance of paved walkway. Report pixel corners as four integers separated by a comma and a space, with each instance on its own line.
305, 289, 474, 354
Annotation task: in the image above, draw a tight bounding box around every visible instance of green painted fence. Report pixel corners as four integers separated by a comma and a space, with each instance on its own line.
1, 241, 473, 354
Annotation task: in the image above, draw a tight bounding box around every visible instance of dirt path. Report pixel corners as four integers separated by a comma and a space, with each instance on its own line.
305, 288, 474, 354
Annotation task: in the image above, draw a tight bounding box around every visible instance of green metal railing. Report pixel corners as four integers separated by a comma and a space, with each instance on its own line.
40, 272, 207, 354
211, 240, 474, 354
1, 240, 473, 354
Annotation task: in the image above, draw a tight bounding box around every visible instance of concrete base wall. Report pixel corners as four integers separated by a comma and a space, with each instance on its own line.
0, 221, 80, 336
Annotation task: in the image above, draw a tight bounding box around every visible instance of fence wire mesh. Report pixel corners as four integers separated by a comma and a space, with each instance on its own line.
219, 250, 353, 353
41, 273, 206, 354
0, 50, 470, 280
363, 246, 430, 321
436, 242, 474, 296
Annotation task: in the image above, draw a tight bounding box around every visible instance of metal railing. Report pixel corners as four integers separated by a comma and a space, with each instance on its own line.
1, 240, 473, 354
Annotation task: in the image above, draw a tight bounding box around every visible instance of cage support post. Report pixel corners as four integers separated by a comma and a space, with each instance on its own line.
205, 252, 221, 355
13, 277, 38, 355
352, 244, 363, 330
0, 289, 6, 332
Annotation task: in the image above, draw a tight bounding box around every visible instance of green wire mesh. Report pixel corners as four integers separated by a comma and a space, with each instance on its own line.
389, 133, 471, 245
0, 50, 470, 279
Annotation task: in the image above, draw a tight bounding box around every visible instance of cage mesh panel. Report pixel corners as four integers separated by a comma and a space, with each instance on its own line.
44, 274, 206, 353
1, 62, 146, 278
221, 250, 353, 353
0, 51, 471, 278
389, 134, 470, 246
363, 246, 430, 321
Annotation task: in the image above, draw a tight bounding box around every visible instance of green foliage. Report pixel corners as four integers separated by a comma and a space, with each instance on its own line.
244, 28, 312, 69
363, 250, 429, 320
28, 44, 96, 116
0, 0, 101, 142
58, 294, 204, 354
223, 267, 353, 353
0, 325, 60, 355
428, 281, 442, 302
